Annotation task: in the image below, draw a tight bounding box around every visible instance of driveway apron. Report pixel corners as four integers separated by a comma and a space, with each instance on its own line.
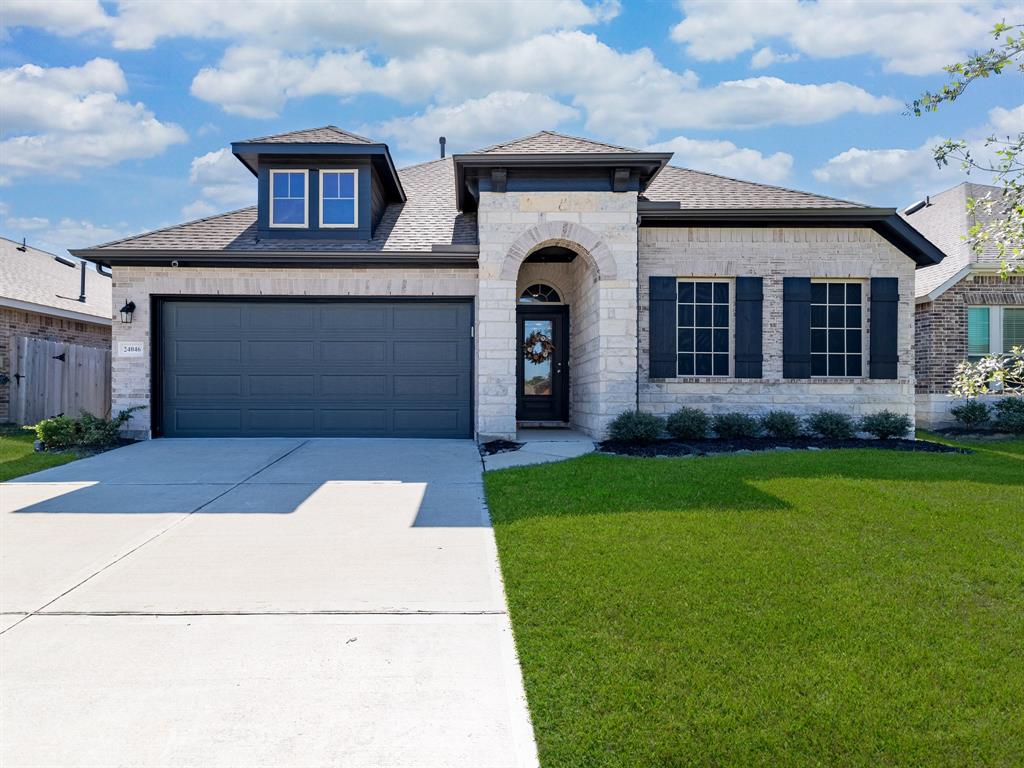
0, 438, 538, 768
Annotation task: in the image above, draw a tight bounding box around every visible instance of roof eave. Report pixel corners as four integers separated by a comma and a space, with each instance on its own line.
636, 205, 945, 267
69, 246, 479, 269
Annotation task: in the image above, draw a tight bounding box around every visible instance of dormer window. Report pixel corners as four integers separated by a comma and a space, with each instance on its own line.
320, 170, 358, 228
270, 170, 307, 227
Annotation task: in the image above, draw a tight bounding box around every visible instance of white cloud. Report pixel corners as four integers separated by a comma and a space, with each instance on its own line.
812, 105, 1024, 200
192, 32, 896, 145
647, 136, 793, 184
0, 58, 186, 179
181, 147, 255, 218
671, 0, 1009, 75
0, 0, 111, 37
370, 91, 579, 159
67, 0, 617, 52
0, 211, 132, 255
750, 47, 800, 69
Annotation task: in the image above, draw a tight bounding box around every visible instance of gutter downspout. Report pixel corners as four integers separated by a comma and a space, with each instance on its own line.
635, 213, 641, 412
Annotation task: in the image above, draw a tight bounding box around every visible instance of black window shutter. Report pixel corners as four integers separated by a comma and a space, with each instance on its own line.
734, 277, 763, 378
782, 277, 811, 378
649, 276, 677, 378
869, 277, 899, 379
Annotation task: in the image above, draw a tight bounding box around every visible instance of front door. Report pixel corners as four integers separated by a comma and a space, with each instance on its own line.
516, 305, 569, 422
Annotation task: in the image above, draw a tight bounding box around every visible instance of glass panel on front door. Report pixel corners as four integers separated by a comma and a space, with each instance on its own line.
523, 319, 554, 396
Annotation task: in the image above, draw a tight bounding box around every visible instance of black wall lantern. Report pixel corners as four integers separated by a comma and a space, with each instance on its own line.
119, 300, 136, 324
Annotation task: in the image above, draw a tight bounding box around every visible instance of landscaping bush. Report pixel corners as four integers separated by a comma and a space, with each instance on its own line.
760, 410, 802, 440
665, 407, 711, 440
712, 412, 761, 440
30, 407, 144, 450
859, 410, 913, 440
805, 410, 856, 440
950, 400, 991, 428
993, 397, 1024, 434
607, 410, 665, 443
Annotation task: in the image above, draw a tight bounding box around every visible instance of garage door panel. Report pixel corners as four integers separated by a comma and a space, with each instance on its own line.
161, 300, 472, 438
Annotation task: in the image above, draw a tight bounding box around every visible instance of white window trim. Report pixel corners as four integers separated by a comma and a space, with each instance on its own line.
810, 278, 867, 379
269, 169, 308, 229
675, 277, 734, 378
319, 169, 359, 229
969, 306, 1024, 355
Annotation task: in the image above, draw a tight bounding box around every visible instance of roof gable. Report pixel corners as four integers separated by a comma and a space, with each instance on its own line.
243, 125, 375, 145
473, 131, 642, 155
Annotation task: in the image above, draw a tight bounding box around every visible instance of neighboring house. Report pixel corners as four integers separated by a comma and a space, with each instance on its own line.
0, 236, 112, 422
904, 182, 1024, 428
72, 126, 942, 441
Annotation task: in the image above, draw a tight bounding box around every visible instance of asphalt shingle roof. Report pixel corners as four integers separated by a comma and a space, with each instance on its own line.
0, 236, 111, 320
904, 182, 1005, 298
473, 130, 641, 154
243, 125, 376, 145
643, 165, 867, 210
92, 157, 476, 253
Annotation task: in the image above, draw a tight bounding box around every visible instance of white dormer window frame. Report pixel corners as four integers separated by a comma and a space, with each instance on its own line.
269, 169, 308, 229
319, 169, 359, 229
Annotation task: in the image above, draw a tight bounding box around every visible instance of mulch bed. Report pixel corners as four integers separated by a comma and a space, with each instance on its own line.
479, 439, 523, 456
599, 436, 968, 458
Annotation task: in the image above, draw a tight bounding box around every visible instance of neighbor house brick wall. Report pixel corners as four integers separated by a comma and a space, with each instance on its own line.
638, 226, 916, 421
915, 273, 1024, 428
110, 266, 478, 438
476, 190, 638, 440
0, 306, 110, 422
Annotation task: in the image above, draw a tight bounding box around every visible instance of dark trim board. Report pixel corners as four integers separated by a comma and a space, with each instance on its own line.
72, 248, 480, 269
150, 295, 474, 438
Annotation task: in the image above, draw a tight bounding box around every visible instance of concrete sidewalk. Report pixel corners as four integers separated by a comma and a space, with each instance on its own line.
1, 439, 538, 767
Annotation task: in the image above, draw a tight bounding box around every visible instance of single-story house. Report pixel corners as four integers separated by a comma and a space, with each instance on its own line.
904, 182, 1024, 428
72, 126, 943, 441
1, 236, 112, 423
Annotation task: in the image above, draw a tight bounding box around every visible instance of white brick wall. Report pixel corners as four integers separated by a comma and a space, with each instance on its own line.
111, 266, 478, 438
638, 226, 917, 422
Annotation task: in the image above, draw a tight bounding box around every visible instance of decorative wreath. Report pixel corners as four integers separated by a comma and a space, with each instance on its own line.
523, 331, 555, 364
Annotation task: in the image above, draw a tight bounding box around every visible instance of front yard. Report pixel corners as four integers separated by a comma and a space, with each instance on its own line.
0, 424, 79, 482
485, 436, 1024, 767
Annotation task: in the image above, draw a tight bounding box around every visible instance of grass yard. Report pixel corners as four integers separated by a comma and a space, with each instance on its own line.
485, 436, 1024, 768
0, 424, 79, 482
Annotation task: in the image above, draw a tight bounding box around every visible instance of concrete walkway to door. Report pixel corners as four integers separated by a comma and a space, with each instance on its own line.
0, 438, 538, 768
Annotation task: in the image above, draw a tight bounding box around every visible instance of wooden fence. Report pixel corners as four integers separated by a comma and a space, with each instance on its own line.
8, 336, 111, 425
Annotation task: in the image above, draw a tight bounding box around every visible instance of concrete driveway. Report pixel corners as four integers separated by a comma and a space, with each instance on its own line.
0, 439, 538, 768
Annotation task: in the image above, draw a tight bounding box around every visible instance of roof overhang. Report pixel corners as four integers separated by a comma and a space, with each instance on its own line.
230, 141, 407, 203
452, 152, 672, 211
637, 203, 946, 267
0, 296, 112, 326
69, 244, 478, 269
915, 263, 1007, 304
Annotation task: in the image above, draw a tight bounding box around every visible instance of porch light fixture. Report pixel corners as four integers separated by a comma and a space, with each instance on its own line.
119, 300, 136, 324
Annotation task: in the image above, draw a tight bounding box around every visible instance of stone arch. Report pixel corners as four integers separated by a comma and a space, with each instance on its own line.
500, 221, 618, 281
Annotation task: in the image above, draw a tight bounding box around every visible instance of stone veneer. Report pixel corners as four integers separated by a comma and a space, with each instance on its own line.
110, 266, 478, 438
475, 190, 638, 440
1, 307, 110, 422
915, 272, 1024, 428
638, 226, 917, 421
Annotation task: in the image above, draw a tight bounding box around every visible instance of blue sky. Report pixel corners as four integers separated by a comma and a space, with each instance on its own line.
0, 0, 1019, 257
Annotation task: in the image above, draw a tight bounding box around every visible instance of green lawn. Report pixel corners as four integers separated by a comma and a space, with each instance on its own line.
0, 424, 80, 482
485, 436, 1024, 767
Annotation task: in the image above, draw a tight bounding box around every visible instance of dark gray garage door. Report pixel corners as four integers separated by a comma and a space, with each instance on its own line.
159, 300, 472, 438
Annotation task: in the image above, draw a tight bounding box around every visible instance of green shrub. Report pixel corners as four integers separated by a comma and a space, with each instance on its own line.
30, 406, 144, 450
608, 410, 665, 443
993, 397, 1024, 434
31, 415, 79, 449
950, 400, 991, 428
760, 410, 802, 440
859, 410, 913, 440
665, 407, 711, 440
712, 412, 761, 440
805, 410, 856, 440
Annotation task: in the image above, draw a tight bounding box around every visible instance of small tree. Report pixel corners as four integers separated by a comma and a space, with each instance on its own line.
911, 22, 1024, 274
949, 347, 1024, 397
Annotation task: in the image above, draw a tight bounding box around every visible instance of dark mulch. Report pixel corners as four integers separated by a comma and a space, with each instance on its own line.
479, 439, 523, 456
931, 427, 1020, 439
599, 436, 968, 457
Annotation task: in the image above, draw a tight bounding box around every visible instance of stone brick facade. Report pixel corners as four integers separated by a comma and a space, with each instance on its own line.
638, 226, 917, 421
915, 272, 1024, 428
475, 190, 638, 439
110, 266, 478, 438
0, 307, 111, 422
